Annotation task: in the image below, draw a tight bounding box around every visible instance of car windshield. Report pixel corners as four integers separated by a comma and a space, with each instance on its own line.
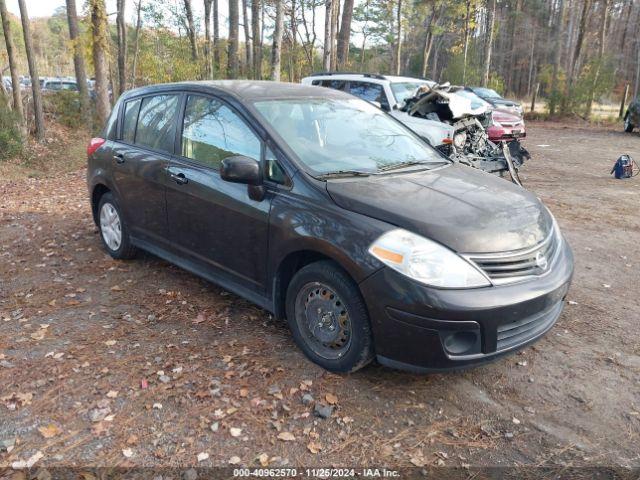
473, 87, 501, 99
254, 97, 446, 176
390, 81, 430, 104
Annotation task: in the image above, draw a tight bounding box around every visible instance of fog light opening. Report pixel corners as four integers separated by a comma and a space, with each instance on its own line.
443, 330, 479, 356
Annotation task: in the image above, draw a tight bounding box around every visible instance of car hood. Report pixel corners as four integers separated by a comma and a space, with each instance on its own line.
389, 110, 454, 145
489, 98, 519, 108
326, 164, 552, 254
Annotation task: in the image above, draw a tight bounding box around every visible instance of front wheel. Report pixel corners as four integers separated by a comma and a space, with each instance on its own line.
285, 261, 375, 373
624, 115, 634, 133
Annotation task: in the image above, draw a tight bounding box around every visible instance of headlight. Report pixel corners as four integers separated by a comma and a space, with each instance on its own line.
368, 229, 491, 288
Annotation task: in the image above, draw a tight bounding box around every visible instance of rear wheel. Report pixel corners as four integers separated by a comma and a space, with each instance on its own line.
98, 192, 137, 260
624, 115, 634, 133
285, 261, 374, 373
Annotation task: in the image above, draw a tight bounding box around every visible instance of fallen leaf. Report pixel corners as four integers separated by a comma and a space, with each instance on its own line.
104, 340, 116, 346
11, 451, 44, 469
122, 448, 133, 458
277, 432, 295, 442
197, 452, 209, 462
38, 424, 62, 438
230, 427, 242, 437
229, 456, 241, 465
325, 393, 338, 405
106, 390, 119, 398
193, 313, 207, 324
257, 453, 269, 466
111, 285, 124, 292
307, 441, 322, 454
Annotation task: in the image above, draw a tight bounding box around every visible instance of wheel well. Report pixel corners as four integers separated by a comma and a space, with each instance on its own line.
91, 184, 110, 225
273, 250, 337, 320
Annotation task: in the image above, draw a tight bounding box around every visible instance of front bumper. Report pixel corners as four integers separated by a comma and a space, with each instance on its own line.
359, 240, 574, 372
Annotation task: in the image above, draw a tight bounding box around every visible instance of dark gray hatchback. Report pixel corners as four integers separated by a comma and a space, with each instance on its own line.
87, 81, 574, 373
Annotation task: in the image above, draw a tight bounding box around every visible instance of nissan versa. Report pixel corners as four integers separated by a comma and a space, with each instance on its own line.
87, 81, 574, 373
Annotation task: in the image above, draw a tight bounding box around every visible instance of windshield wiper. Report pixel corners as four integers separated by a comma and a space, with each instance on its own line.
317, 170, 373, 179
377, 160, 446, 172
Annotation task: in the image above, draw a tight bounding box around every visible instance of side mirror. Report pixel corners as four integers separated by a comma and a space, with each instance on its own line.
220, 155, 262, 186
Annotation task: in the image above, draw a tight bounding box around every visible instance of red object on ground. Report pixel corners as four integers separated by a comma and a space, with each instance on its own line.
487, 110, 526, 142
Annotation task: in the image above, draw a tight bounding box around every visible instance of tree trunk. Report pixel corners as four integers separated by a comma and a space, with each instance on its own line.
323, 0, 333, 70
251, 0, 262, 79
394, 0, 402, 75
131, 0, 143, 86
289, 0, 298, 81
585, 0, 610, 117
17, 0, 44, 140
228, 0, 239, 77
89, 0, 111, 127
213, 0, 220, 68
116, 0, 127, 95
330, 0, 339, 69
183, 0, 199, 61
242, 0, 253, 77
420, 4, 439, 79
204, 0, 212, 78
271, 0, 284, 80
481, 0, 496, 87
65, 0, 91, 128
549, 0, 564, 115
462, 0, 471, 84
0, 0, 24, 126
336, 0, 354, 68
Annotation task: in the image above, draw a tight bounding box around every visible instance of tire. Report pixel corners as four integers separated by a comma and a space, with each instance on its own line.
97, 192, 137, 260
624, 114, 634, 133
285, 260, 375, 373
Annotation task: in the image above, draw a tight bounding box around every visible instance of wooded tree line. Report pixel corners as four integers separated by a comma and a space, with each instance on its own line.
1, 0, 639, 141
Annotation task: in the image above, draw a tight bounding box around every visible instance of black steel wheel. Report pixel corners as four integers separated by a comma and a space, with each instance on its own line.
285, 261, 374, 373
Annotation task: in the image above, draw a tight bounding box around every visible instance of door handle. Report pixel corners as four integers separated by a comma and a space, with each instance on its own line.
170, 172, 188, 185
113, 153, 125, 164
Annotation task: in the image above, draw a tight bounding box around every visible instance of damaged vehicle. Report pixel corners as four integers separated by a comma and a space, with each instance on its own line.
402, 83, 530, 185
301, 73, 455, 151
624, 95, 640, 132
465, 86, 524, 117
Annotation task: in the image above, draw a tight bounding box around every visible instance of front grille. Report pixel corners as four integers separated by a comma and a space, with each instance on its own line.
466, 231, 558, 285
496, 301, 562, 351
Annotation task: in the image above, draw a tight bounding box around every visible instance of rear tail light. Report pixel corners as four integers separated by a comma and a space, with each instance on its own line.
87, 137, 106, 157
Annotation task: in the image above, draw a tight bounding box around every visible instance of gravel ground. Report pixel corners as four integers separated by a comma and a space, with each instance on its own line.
0, 121, 639, 472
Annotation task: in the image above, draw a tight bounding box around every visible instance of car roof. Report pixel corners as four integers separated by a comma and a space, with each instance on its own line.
122, 80, 353, 102
304, 73, 433, 84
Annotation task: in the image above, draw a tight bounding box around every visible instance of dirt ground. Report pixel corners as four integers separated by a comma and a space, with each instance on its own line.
1, 121, 639, 472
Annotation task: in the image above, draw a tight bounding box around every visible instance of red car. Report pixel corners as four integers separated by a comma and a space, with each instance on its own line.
487, 110, 526, 142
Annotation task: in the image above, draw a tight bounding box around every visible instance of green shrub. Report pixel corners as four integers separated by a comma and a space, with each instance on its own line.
0, 100, 24, 161
45, 90, 83, 129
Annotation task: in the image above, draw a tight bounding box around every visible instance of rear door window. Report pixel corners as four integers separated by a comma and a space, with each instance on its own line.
349, 82, 388, 109
134, 94, 180, 153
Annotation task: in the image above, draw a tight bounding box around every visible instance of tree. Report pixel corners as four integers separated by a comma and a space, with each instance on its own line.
271, 0, 284, 80
228, 0, 239, 77
252, 0, 262, 79
183, 0, 199, 61
242, 0, 253, 76
585, 0, 610, 117
0, 0, 24, 126
204, 0, 213, 78
65, 0, 91, 127
461, 0, 471, 84
213, 0, 220, 68
89, 0, 111, 127
323, 0, 334, 70
130, 0, 143, 86
17, 0, 45, 141
393, 0, 402, 75
336, 0, 354, 68
116, 0, 127, 95
481, 0, 496, 86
